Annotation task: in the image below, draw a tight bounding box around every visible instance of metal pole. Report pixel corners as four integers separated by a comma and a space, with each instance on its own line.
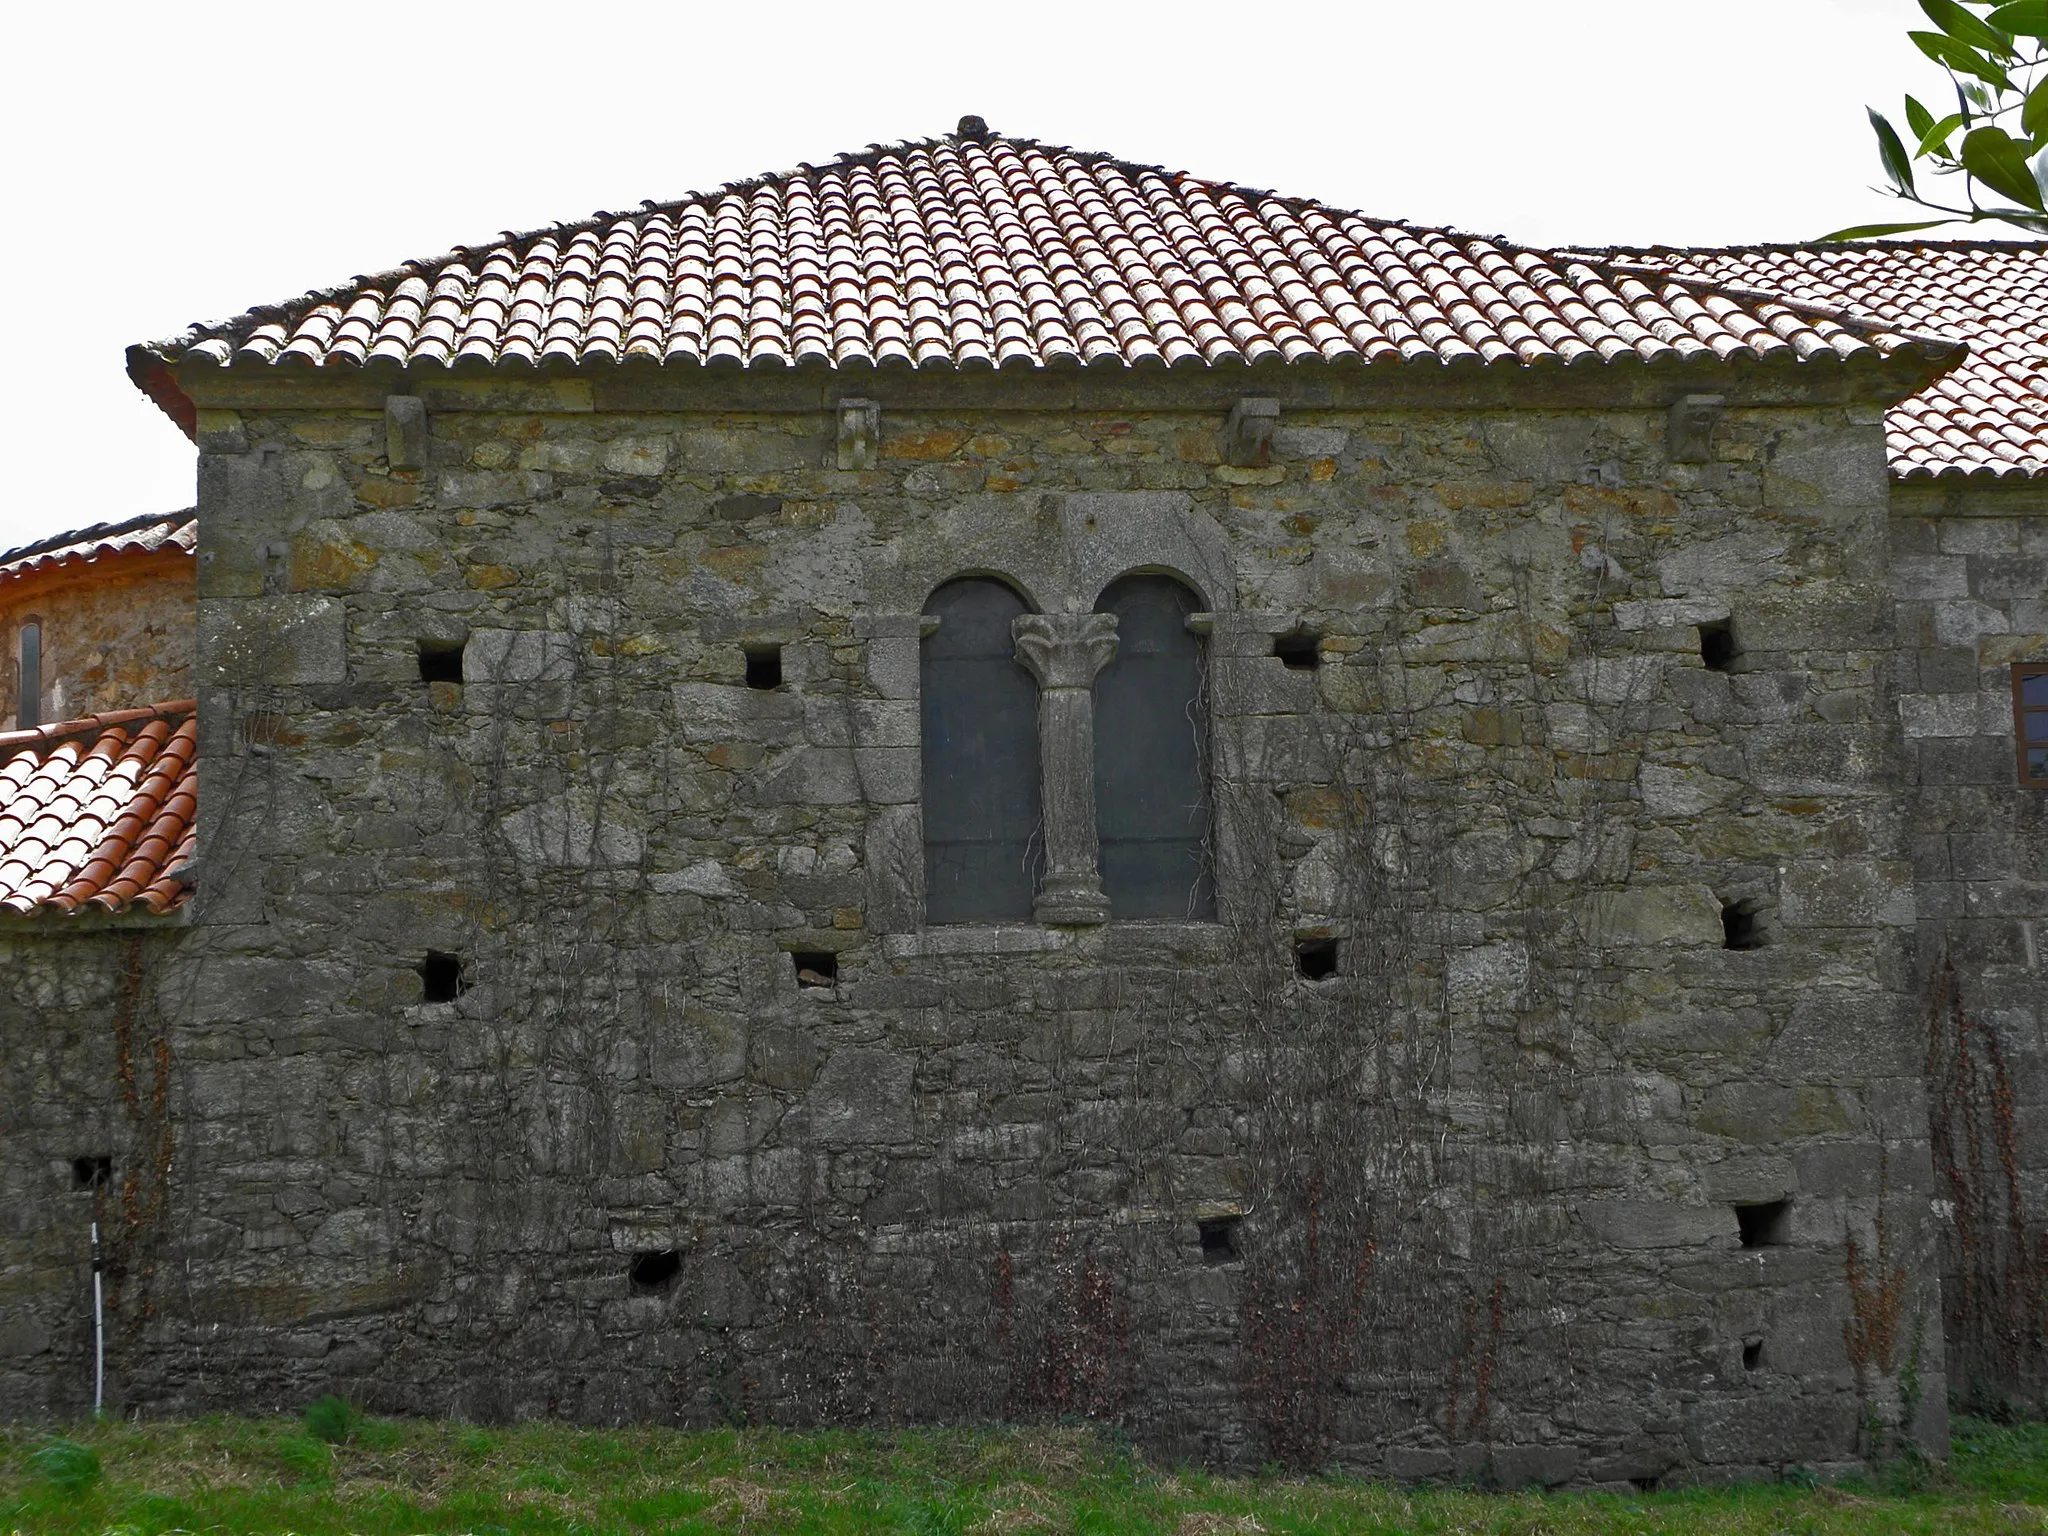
90, 1221, 103, 1417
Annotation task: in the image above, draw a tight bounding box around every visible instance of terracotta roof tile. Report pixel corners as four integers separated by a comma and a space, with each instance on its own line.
0, 701, 196, 917
0, 511, 196, 586
1611, 243, 2048, 481
132, 129, 1954, 390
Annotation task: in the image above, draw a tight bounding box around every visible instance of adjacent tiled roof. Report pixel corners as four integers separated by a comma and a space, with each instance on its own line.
0, 702, 196, 916
131, 127, 1955, 389
1614, 243, 2048, 481
0, 511, 197, 586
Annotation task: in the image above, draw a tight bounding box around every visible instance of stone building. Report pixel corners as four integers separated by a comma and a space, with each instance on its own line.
5, 124, 2047, 1481
0, 512, 195, 731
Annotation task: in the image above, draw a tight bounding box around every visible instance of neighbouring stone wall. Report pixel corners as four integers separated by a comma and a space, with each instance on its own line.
0, 925, 186, 1420
1891, 480, 2048, 1412
0, 553, 196, 729
1, 372, 1943, 1481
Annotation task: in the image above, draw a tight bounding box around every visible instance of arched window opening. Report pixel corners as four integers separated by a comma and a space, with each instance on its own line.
921, 578, 1042, 922
17, 622, 40, 730
1093, 575, 1214, 919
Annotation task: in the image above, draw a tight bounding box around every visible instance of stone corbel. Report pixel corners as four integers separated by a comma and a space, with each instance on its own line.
837, 398, 880, 470
385, 395, 428, 470
1221, 397, 1280, 468
1012, 611, 1119, 925
1667, 394, 1724, 463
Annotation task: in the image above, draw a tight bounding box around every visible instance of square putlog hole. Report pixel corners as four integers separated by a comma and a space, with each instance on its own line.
1198, 1216, 1241, 1265
418, 638, 465, 685
792, 951, 837, 988
629, 1249, 681, 1292
1735, 1199, 1791, 1249
1273, 630, 1322, 671
1294, 936, 1339, 981
71, 1155, 111, 1190
418, 951, 466, 1003
1742, 1339, 1764, 1371
1720, 897, 1767, 951
1698, 619, 1739, 674
744, 644, 783, 690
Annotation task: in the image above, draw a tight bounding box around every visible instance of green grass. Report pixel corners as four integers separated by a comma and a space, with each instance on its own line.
4, 1413, 2048, 1533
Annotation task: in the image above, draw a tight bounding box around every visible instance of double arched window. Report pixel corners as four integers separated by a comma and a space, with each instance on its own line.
918, 572, 1211, 924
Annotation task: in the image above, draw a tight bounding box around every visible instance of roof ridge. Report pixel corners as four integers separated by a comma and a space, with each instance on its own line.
0, 699, 196, 758
0, 509, 195, 570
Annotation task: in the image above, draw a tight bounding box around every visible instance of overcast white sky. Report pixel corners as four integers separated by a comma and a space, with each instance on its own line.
0, 0, 1961, 548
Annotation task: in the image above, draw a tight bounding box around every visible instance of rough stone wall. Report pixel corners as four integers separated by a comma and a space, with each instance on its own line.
0, 925, 184, 1419
0, 554, 196, 728
1892, 480, 2048, 1411
1, 374, 1942, 1481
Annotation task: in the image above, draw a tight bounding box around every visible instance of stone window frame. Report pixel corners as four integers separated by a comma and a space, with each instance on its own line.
861, 490, 1300, 950
871, 594, 1320, 949
2017, 663, 2048, 788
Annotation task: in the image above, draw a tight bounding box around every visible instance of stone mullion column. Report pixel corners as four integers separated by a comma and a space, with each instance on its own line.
1012, 612, 1118, 925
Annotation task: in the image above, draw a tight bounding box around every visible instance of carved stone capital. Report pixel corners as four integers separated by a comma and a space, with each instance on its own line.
1011, 611, 1118, 690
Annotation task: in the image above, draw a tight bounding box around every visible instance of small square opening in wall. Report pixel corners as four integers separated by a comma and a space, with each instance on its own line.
1698, 619, 1739, 674
792, 951, 837, 988
1294, 936, 1339, 981
1720, 897, 1767, 951
629, 1249, 681, 1292
71, 1155, 111, 1190
1735, 1199, 1791, 1249
418, 951, 466, 1003
744, 644, 783, 690
418, 638, 465, 685
1273, 630, 1322, 671
1742, 1339, 1764, 1371
1198, 1216, 1241, 1265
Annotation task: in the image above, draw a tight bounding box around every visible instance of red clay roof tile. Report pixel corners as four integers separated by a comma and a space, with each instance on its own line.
0, 701, 196, 917
1613, 243, 2048, 481
0, 511, 196, 586
132, 130, 1953, 388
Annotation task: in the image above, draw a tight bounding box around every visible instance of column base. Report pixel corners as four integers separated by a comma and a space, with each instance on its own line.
1035, 875, 1111, 926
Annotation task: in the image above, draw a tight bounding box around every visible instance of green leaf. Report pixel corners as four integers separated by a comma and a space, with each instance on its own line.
1919, 110, 1969, 154
1872, 109, 1918, 193
1962, 123, 2047, 206
1816, 219, 1958, 240
1913, 29, 2015, 87
1988, 0, 2048, 37
1922, 0, 2017, 54
1907, 93, 1938, 140
2025, 76, 2048, 139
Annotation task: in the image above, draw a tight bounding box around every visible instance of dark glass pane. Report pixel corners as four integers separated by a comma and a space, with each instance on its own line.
1093, 575, 1214, 919
922, 579, 1041, 922
2031, 746, 2048, 781
18, 622, 38, 730
2027, 709, 2048, 746
2022, 670, 2048, 708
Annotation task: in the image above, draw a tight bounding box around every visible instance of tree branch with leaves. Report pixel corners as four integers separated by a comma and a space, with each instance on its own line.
1829, 0, 2048, 238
